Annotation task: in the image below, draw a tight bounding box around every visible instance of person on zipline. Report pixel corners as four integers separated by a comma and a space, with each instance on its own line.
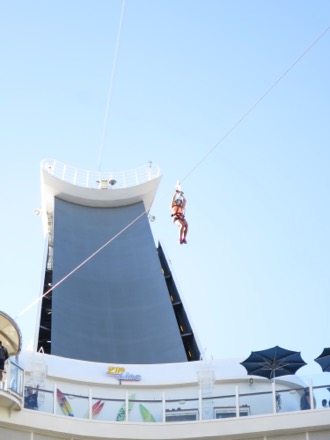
171, 190, 188, 244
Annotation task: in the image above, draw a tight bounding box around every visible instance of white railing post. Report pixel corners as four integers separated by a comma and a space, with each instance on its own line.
51, 159, 56, 176
3, 360, 9, 391
309, 377, 314, 410
125, 391, 129, 422
53, 383, 57, 415
162, 392, 166, 422
198, 388, 203, 420
272, 381, 276, 414
235, 385, 239, 417
89, 387, 92, 419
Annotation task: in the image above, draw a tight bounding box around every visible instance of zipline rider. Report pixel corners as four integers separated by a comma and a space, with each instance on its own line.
171, 190, 188, 244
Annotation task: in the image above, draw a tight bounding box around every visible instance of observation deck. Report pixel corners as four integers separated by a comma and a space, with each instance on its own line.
40, 159, 161, 230
39, 159, 162, 246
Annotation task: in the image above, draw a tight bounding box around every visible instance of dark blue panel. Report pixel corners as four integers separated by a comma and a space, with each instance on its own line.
51, 198, 187, 364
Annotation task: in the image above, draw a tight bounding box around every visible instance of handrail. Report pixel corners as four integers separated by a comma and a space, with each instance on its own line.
3, 359, 329, 422
1, 375, 327, 421
18, 381, 328, 422
40, 159, 161, 189
2, 360, 24, 397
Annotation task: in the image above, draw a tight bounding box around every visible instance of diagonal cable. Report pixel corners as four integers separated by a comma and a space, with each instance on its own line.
14, 25, 330, 322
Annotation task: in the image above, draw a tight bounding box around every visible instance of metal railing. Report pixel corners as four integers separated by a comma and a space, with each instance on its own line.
2, 362, 329, 423
40, 159, 161, 189
17, 379, 330, 422
1, 360, 24, 397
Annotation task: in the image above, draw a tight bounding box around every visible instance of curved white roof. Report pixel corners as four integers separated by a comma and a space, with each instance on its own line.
0, 311, 22, 356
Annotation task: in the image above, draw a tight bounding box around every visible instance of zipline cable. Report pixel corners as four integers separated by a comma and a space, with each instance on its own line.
14, 24, 330, 322
97, 0, 126, 171
178, 24, 330, 187
14, 207, 146, 321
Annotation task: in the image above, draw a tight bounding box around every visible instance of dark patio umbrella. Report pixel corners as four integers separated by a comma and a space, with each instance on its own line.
315, 348, 330, 372
241, 345, 306, 380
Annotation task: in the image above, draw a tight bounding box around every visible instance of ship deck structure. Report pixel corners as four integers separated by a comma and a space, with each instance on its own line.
0, 160, 330, 440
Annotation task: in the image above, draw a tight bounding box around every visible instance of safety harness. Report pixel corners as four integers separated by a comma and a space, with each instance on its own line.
171, 204, 185, 221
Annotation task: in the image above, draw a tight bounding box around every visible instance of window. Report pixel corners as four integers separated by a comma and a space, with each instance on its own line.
166, 409, 198, 422
214, 406, 250, 419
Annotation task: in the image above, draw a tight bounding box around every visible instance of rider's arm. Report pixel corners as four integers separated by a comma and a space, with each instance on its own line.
171, 192, 177, 208
181, 194, 186, 210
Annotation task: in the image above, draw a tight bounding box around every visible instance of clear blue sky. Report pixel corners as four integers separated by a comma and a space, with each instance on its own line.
0, 1, 329, 377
